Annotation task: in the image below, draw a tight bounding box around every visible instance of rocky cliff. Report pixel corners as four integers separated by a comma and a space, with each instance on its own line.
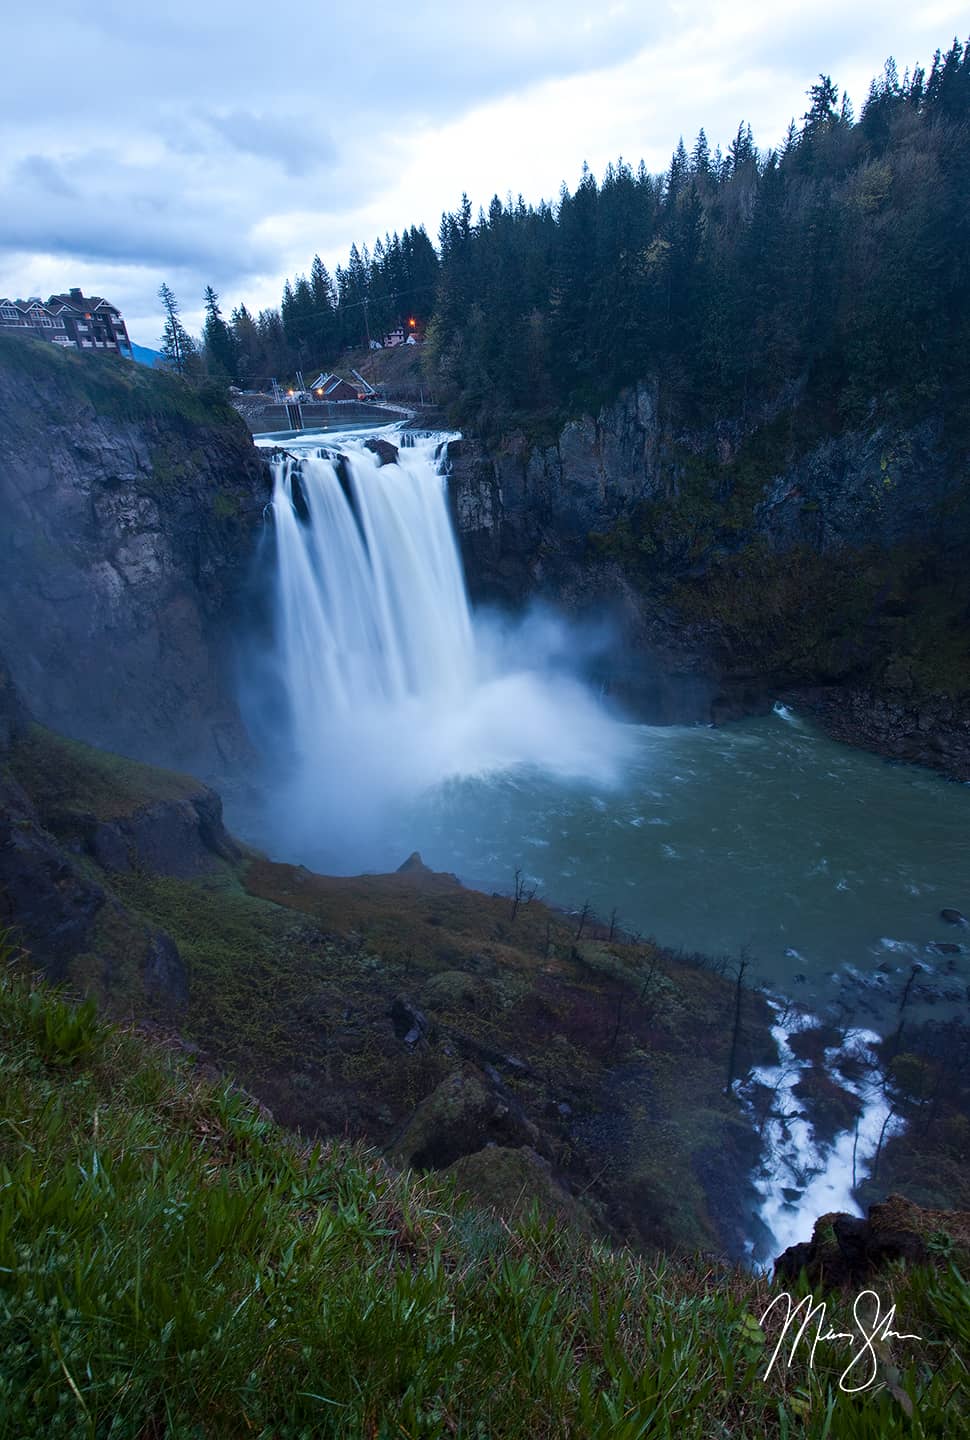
445, 382, 970, 770
0, 336, 270, 776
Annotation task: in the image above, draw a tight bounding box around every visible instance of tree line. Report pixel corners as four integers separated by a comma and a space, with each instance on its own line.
159, 227, 439, 387
162, 35, 969, 435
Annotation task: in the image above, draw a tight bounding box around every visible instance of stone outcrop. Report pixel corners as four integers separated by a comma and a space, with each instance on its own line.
0, 337, 270, 776
774, 1194, 970, 1287
363, 436, 399, 467
443, 384, 970, 766
390, 1064, 541, 1171
0, 656, 193, 1005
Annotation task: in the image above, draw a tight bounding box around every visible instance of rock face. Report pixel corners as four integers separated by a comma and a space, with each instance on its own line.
443, 384, 970, 765
0, 337, 270, 776
0, 657, 218, 1005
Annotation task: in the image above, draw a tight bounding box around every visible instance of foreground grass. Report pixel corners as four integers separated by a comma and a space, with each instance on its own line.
1, 953, 967, 1438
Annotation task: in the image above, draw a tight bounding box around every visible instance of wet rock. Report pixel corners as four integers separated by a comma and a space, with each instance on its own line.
788, 1025, 843, 1063
0, 354, 268, 777
928, 941, 961, 956
941, 909, 967, 926
363, 437, 399, 467
83, 788, 239, 879
0, 788, 106, 981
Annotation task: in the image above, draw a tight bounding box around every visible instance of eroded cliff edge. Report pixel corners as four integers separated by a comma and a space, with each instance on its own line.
0, 336, 270, 775
444, 381, 970, 773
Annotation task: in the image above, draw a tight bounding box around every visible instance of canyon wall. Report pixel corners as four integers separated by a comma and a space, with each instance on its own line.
0, 336, 270, 776
445, 382, 970, 770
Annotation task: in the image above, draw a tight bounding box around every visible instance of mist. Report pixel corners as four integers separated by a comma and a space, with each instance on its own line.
238, 432, 631, 874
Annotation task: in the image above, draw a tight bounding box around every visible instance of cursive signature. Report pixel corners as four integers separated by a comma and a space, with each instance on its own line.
758, 1289, 923, 1393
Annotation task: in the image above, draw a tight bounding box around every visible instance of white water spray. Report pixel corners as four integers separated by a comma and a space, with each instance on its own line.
264, 430, 626, 869
741, 1003, 904, 1267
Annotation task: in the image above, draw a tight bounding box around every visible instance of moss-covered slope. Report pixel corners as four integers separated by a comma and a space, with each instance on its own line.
1, 954, 967, 1438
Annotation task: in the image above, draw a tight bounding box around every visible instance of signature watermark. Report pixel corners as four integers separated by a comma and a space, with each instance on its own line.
758, 1289, 923, 1393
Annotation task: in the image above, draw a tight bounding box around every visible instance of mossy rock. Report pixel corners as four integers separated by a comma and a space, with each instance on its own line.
446, 1145, 593, 1234
390, 1065, 539, 1171
421, 969, 489, 1011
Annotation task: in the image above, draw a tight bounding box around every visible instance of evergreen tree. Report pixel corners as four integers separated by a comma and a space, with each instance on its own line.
229, 304, 260, 386
202, 286, 237, 382
158, 283, 197, 376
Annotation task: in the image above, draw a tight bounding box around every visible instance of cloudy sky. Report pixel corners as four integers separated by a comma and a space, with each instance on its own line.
2, 1, 965, 346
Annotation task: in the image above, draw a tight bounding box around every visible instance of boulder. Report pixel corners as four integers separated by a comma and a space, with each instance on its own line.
774, 1194, 970, 1287
364, 437, 399, 467
390, 1064, 539, 1170
421, 969, 487, 1011
941, 909, 967, 926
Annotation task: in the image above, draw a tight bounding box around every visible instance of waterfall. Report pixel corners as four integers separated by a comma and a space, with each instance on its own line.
262, 429, 625, 871
272, 435, 475, 757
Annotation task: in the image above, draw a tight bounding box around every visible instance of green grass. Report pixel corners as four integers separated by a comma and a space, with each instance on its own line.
7, 725, 202, 824
1, 940, 967, 1438
0, 332, 240, 432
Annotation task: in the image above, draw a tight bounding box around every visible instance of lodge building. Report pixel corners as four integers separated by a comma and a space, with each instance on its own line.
0, 289, 132, 356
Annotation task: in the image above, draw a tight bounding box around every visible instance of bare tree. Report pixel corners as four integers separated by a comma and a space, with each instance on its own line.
575, 900, 591, 941
607, 990, 624, 1055
890, 963, 923, 1058
725, 950, 750, 1094
510, 868, 537, 921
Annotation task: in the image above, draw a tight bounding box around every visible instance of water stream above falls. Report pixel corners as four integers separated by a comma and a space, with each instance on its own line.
248, 425, 970, 1260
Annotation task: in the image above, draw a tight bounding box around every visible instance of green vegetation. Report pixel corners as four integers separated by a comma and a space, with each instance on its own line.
106, 853, 773, 1255
215, 38, 969, 444
0, 712, 775, 1254
8, 725, 201, 825
1, 948, 967, 1437
423, 44, 970, 444
0, 331, 240, 434
858, 1023, 970, 1215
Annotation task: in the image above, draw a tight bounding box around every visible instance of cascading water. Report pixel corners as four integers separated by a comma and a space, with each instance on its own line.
263, 429, 627, 871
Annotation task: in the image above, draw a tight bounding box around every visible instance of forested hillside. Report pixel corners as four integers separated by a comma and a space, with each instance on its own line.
426, 42, 969, 439
220, 37, 968, 449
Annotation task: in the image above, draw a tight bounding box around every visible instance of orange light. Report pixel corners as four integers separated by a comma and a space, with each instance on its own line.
287, 389, 294, 396
316, 388, 323, 396
408, 317, 416, 327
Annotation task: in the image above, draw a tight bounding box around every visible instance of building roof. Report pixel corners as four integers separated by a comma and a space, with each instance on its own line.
47, 291, 123, 317
308, 372, 356, 396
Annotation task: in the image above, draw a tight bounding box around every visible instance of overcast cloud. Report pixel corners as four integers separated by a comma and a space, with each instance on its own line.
1, 0, 966, 345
